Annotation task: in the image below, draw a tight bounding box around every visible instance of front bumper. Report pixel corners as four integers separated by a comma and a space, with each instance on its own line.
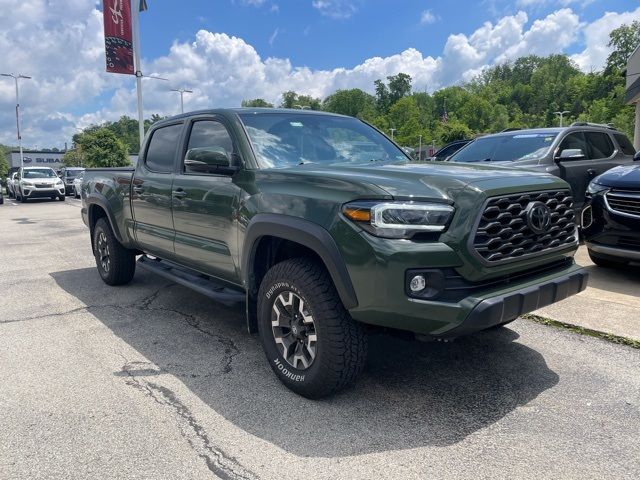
22, 186, 65, 198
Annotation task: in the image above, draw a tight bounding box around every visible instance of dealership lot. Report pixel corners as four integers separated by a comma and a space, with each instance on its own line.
1, 200, 639, 479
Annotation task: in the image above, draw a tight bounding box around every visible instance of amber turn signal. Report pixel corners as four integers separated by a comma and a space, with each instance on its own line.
343, 207, 371, 222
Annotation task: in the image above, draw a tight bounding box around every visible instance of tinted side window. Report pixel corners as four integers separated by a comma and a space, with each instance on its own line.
185, 120, 234, 173
613, 133, 636, 156
585, 132, 614, 159
145, 124, 183, 172
558, 132, 587, 158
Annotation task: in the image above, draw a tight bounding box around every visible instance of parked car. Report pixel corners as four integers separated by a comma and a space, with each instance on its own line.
72, 171, 84, 198
581, 152, 640, 268
59, 167, 85, 195
448, 123, 636, 212
14, 166, 66, 202
6, 172, 18, 198
82, 108, 587, 398
429, 139, 472, 162
0, 188, 3, 205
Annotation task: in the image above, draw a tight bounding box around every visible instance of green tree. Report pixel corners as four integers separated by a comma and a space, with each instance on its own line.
322, 88, 376, 118
241, 98, 274, 108
606, 21, 640, 73
374, 73, 412, 113
0, 155, 9, 183
279, 91, 321, 110
62, 147, 85, 167
76, 128, 130, 168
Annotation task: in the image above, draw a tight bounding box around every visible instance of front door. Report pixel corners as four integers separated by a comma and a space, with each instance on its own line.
555, 131, 593, 210
131, 122, 183, 257
171, 118, 242, 284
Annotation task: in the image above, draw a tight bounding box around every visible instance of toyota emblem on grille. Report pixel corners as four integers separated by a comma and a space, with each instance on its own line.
526, 201, 552, 234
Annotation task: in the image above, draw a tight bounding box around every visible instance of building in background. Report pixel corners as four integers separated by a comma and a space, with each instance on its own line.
4, 150, 138, 169
625, 45, 640, 149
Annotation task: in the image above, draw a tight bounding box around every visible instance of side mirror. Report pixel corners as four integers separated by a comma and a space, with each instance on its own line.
184, 147, 235, 174
633, 151, 640, 162
557, 148, 586, 161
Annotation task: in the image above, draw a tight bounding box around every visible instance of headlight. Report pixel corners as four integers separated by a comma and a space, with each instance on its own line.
56, 180, 64, 186
343, 201, 454, 239
586, 181, 608, 195
20, 180, 34, 186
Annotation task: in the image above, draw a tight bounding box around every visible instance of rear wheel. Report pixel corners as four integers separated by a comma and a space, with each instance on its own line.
58, 194, 66, 201
93, 217, 136, 285
588, 249, 626, 269
257, 258, 367, 398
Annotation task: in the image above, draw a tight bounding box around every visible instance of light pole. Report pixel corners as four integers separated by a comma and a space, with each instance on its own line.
418, 134, 422, 161
131, 0, 148, 150
554, 110, 570, 127
1, 73, 31, 169
389, 128, 396, 141
171, 87, 193, 114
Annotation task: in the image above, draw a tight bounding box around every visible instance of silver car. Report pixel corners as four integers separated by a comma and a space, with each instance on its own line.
14, 167, 66, 202
72, 171, 85, 198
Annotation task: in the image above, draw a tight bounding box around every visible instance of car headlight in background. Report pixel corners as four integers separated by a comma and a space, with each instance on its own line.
343, 201, 454, 239
586, 181, 608, 195
56, 180, 64, 186
20, 180, 34, 187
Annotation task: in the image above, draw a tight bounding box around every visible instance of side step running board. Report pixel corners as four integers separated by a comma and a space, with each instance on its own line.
137, 255, 245, 306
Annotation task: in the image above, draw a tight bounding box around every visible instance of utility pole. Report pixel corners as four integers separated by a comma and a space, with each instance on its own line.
554, 110, 570, 127
1, 73, 32, 169
171, 87, 193, 114
131, 0, 147, 149
389, 128, 396, 141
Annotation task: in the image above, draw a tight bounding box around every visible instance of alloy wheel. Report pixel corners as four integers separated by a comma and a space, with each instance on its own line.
271, 291, 317, 370
96, 231, 111, 273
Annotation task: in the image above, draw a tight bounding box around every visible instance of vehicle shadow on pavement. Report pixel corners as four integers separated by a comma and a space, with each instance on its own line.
52, 267, 559, 457
581, 264, 640, 297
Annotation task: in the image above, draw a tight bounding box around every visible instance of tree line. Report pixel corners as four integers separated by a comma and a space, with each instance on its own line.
243, 22, 639, 149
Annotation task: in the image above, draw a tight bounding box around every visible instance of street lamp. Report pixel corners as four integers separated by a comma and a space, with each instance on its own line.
554, 110, 570, 127
1, 73, 32, 169
389, 128, 396, 141
418, 134, 422, 161
170, 87, 193, 114
294, 105, 311, 110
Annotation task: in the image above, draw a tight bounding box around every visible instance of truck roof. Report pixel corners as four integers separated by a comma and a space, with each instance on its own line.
155, 108, 348, 126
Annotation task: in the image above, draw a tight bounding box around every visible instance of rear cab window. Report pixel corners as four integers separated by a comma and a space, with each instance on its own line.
584, 131, 614, 159
145, 124, 183, 173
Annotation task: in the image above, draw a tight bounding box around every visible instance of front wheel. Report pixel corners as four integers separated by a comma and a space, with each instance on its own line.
58, 194, 66, 202
93, 218, 136, 285
257, 258, 367, 398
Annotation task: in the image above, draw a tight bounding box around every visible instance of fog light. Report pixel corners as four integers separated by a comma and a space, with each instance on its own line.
409, 275, 426, 292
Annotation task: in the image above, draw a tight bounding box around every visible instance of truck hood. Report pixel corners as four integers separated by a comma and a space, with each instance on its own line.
272, 161, 565, 200
595, 164, 640, 189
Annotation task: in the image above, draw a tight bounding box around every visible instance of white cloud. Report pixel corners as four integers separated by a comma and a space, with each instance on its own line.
571, 6, 640, 71
0, 2, 637, 148
269, 27, 280, 47
420, 10, 439, 25
312, 0, 358, 19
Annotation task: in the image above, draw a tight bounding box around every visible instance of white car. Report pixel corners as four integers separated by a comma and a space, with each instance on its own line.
15, 167, 66, 202
72, 171, 84, 198
6, 172, 18, 198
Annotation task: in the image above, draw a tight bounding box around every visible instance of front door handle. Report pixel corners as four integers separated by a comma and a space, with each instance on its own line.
172, 189, 187, 199
133, 185, 145, 194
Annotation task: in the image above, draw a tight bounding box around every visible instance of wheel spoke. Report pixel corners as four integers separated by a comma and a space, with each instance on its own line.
271, 290, 317, 371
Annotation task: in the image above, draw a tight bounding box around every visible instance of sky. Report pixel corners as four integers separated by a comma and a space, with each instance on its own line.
0, 0, 639, 149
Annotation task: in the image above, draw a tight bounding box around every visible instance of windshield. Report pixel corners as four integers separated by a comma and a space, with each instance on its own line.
239, 113, 408, 168
23, 168, 57, 179
450, 133, 558, 163
65, 170, 83, 178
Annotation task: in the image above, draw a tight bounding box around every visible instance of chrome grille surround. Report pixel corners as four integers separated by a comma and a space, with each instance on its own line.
470, 189, 577, 264
605, 190, 640, 218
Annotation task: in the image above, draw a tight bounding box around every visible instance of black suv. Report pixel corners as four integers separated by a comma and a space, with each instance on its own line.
448, 123, 636, 211
582, 153, 640, 268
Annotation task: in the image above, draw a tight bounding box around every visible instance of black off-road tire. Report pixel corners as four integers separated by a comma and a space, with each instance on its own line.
58, 195, 66, 202
257, 258, 367, 399
93, 217, 136, 286
588, 249, 626, 269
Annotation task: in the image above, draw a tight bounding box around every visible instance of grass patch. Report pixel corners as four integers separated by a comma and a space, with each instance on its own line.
523, 314, 640, 349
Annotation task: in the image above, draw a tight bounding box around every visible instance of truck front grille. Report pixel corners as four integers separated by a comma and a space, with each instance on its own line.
471, 190, 577, 263
605, 190, 640, 218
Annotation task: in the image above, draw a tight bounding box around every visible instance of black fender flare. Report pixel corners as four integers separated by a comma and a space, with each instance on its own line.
242, 214, 359, 310
85, 194, 125, 245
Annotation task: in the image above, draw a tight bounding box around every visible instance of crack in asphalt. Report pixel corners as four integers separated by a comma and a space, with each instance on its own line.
119, 356, 258, 480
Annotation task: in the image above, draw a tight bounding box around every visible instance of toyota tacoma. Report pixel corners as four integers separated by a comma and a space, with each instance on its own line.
81, 109, 588, 398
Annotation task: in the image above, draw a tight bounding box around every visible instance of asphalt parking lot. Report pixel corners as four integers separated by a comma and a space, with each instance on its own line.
1, 199, 639, 479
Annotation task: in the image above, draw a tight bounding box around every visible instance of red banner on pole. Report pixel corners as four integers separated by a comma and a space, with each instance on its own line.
103, 0, 135, 75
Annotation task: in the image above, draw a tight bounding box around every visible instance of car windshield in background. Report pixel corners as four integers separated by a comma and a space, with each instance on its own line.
23, 169, 57, 179
65, 170, 83, 178
450, 133, 558, 163
239, 113, 408, 168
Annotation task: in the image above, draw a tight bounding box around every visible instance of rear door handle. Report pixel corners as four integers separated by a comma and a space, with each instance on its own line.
172, 189, 187, 199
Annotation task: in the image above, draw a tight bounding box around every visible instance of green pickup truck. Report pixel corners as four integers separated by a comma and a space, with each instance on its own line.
81, 108, 588, 398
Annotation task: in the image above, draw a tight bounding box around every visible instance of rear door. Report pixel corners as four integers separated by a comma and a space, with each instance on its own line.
131, 122, 184, 257
171, 117, 243, 283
